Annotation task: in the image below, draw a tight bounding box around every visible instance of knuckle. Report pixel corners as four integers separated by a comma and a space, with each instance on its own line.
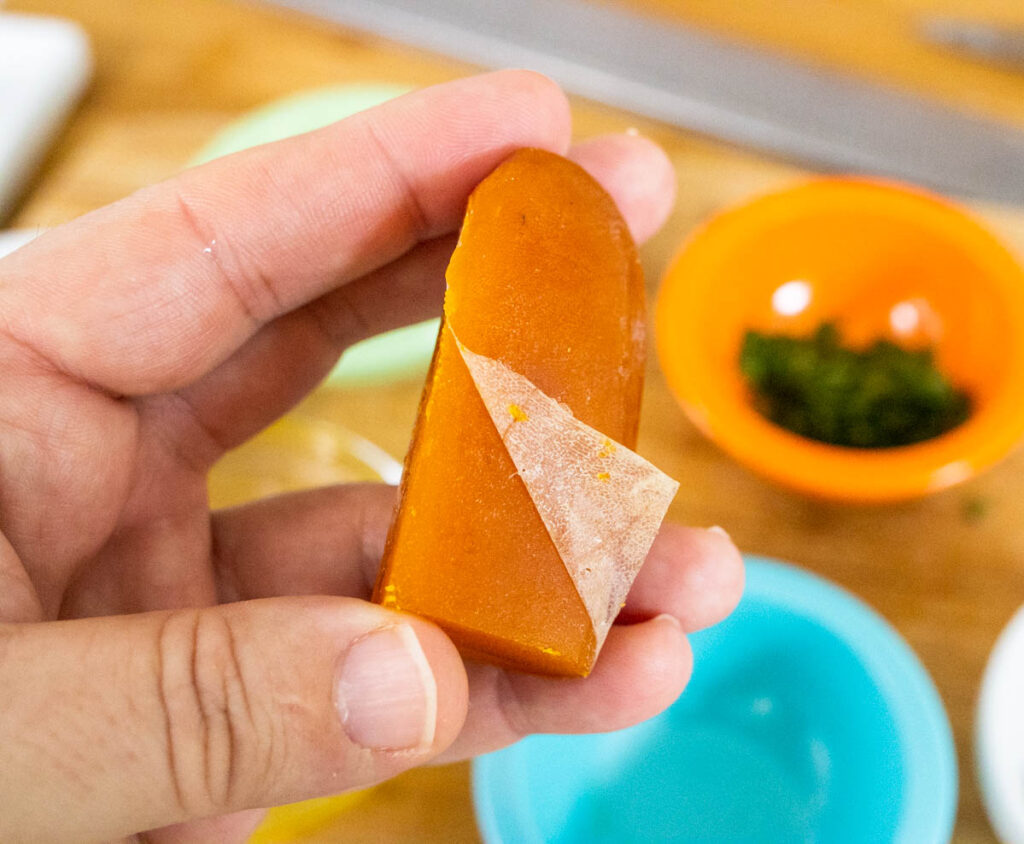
360, 120, 430, 240
172, 185, 283, 326
155, 609, 275, 814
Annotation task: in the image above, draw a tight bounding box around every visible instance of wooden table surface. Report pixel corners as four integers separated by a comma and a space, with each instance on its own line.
9, 0, 1024, 841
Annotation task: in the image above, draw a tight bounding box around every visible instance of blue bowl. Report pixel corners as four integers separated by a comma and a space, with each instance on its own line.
472, 556, 956, 843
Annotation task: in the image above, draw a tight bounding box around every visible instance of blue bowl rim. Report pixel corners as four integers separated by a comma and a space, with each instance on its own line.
471, 555, 957, 844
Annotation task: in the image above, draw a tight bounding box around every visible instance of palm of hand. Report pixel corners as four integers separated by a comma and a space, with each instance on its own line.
2, 375, 212, 622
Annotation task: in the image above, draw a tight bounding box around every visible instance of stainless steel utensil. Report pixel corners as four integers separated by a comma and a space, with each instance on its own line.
264, 0, 1024, 205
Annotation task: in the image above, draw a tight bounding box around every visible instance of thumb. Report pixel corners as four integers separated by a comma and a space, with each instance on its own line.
0, 596, 467, 842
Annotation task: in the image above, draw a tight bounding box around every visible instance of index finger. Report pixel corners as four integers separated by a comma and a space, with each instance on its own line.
0, 71, 570, 395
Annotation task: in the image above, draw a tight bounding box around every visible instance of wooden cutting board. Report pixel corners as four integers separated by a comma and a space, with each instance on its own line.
9, 0, 1024, 840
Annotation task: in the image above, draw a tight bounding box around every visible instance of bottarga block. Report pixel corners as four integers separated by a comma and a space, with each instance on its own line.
373, 148, 678, 677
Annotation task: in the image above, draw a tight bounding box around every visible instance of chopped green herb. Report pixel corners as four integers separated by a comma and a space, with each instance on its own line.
739, 322, 971, 448
962, 495, 990, 523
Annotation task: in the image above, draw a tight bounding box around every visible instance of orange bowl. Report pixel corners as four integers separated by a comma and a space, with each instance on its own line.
656, 178, 1024, 502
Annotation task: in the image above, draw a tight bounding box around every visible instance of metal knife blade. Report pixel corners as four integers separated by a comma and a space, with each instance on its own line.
266, 0, 1024, 206
921, 17, 1024, 73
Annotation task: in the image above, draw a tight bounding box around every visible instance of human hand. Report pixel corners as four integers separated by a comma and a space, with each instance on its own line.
0, 71, 743, 843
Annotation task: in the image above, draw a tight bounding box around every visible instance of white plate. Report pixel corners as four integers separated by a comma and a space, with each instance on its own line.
0, 13, 92, 220
0, 229, 42, 259
977, 604, 1024, 844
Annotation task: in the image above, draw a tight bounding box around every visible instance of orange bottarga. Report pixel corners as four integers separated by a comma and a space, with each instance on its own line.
373, 148, 645, 676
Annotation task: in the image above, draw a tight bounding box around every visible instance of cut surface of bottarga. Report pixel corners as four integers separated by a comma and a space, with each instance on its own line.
373, 148, 646, 677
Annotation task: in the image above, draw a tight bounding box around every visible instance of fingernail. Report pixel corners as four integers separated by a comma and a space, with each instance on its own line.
625, 126, 641, 136
336, 625, 437, 751
707, 525, 731, 541
653, 613, 682, 630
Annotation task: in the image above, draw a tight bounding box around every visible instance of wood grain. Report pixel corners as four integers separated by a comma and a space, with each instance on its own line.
8, 0, 1024, 840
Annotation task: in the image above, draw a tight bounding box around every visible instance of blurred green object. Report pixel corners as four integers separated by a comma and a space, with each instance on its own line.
191, 83, 411, 164
192, 83, 439, 387
326, 316, 439, 386
740, 322, 972, 448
